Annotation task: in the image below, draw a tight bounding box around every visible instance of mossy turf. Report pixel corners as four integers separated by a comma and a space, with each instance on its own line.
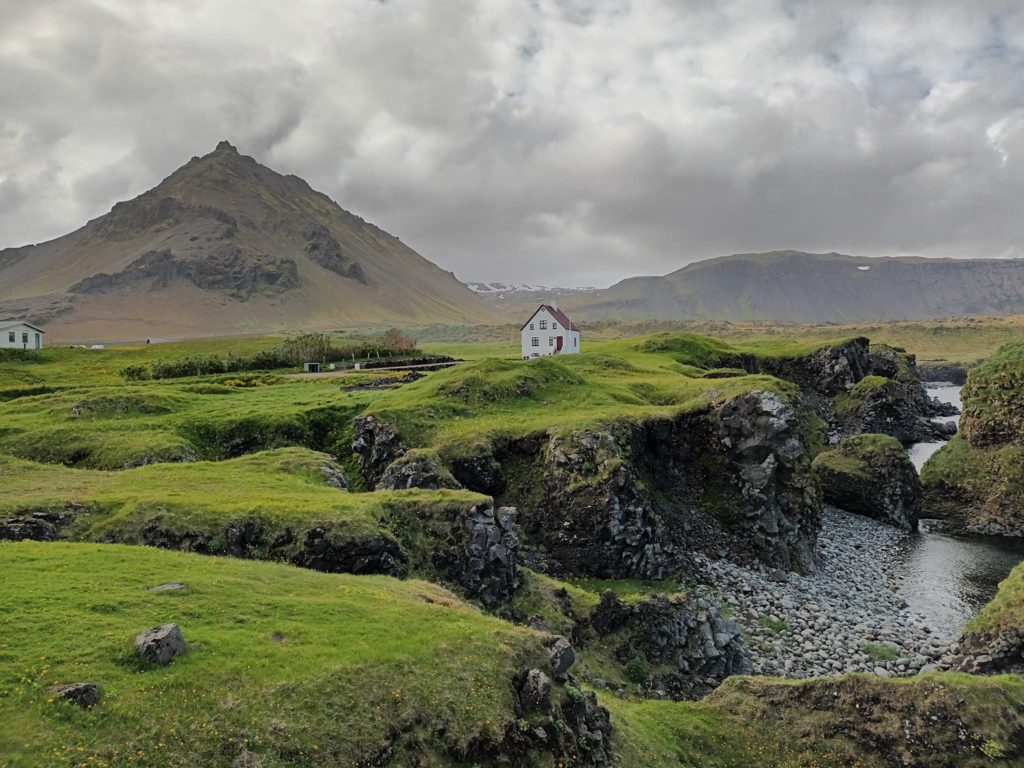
0, 331, 820, 471
0, 449, 490, 577
921, 339, 1024, 526
0, 542, 548, 767
812, 433, 907, 480
358, 333, 818, 454
966, 559, 1024, 637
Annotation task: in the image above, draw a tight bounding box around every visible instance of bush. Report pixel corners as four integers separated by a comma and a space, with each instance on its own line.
120, 365, 151, 381
121, 331, 423, 381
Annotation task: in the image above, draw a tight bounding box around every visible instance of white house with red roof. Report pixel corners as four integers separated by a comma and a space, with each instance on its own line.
520, 304, 580, 358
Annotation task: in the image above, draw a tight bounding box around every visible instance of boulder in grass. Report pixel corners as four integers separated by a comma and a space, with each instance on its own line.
812, 433, 921, 530
46, 682, 100, 708
134, 623, 187, 665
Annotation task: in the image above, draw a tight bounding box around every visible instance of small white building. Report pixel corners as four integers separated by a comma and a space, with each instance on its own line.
520, 304, 580, 358
0, 319, 45, 350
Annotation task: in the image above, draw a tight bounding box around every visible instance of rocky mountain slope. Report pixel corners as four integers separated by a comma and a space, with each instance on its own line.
546, 250, 1024, 323
0, 142, 500, 340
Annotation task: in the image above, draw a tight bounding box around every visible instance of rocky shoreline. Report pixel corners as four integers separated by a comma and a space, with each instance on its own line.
694, 507, 954, 680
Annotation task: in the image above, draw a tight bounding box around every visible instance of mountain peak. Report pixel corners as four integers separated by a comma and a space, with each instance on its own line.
214, 140, 238, 154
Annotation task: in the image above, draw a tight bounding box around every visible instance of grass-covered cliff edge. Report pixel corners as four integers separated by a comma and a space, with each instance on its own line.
922, 339, 1024, 535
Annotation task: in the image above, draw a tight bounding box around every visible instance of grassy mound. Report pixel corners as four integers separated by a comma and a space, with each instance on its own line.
0, 542, 550, 767
0, 449, 493, 586
922, 340, 1024, 532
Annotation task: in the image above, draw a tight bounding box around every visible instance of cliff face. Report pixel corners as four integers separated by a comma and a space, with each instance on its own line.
922, 340, 1024, 536
0, 141, 499, 339
354, 389, 824, 577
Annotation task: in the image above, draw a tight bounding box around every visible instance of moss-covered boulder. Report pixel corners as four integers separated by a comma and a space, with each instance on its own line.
922, 340, 1024, 536
813, 434, 921, 530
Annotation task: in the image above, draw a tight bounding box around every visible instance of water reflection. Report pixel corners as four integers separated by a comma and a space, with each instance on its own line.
899, 384, 1024, 641
897, 530, 1024, 641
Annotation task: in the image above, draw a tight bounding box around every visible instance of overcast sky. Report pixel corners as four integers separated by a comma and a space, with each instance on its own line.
1, 1, 1023, 286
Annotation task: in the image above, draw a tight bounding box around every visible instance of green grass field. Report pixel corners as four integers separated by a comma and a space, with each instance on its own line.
0, 542, 550, 767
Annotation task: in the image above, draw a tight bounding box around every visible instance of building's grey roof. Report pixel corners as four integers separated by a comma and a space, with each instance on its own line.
0, 319, 45, 333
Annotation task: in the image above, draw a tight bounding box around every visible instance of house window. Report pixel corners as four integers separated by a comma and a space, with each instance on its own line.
529, 323, 535, 330
22, 332, 28, 345
552, 322, 558, 330
574, 337, 578, 347
7, 332, 13, 343
539, 320, 547, 330
549, 337, 554, 346
531, 337, 540, 347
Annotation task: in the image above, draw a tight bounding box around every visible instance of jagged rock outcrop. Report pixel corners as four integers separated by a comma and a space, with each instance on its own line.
0, 504, 87, 541
351, 414, 406, 487
287, 526, 407, 577
70, 247, 300, 301
957, 628, 1024, 674
585, 591, 751, 700
527, 428, 677, 579
726, 338, 954, 444
376, 451, 460, 490
498, 645, 612, 768
760, 337, 872, 396
714, 390, 821, 572
302, 223, 366, 283
813, 434, 921, 530
356, 390, 822, 577
457, 505, 520, 606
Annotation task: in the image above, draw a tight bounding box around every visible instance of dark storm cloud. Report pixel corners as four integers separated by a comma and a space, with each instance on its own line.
1, 0, 1023, 285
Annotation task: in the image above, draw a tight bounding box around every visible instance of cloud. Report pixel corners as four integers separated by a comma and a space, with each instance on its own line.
1, 0, 1023, 285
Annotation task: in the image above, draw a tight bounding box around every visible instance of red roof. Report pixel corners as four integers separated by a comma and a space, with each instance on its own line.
520, 304, 579, 332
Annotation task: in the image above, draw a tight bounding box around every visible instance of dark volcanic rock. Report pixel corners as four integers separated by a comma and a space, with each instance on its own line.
917, 362, 969, 385
715, 390, 822, 572
448, 452, 506, 496
0, 504, 84, 541
302, 223, 366, 283
764, 337, 872, 396
586, 591, 751, 700
377, 451, 460, 490
495, 389, 821, 578
351, 415, 406, 488
70, 246, 299, 301
546, 636, 576, 682
813, 434, 921, 530
134, 623, 187, 666
515, 668, 553, 712
290, 527, 407, 577
46, 683, 101, 708
500, 674, 613, 768
458, 505, 520, 607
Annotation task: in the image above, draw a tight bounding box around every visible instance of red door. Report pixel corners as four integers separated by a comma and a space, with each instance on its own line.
556, 336, 564, 351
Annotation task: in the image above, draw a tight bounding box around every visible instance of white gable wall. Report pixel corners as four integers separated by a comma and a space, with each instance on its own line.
520, 306, 580, 359
0, 323, 44, 350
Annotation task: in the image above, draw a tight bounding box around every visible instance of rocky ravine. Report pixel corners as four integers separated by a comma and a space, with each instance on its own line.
695, 507, 954, 680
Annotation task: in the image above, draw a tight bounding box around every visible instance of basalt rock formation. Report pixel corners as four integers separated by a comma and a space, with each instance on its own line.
813, 434, 922, 530
583, 591, 751, 700
354, 389, 823, 577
